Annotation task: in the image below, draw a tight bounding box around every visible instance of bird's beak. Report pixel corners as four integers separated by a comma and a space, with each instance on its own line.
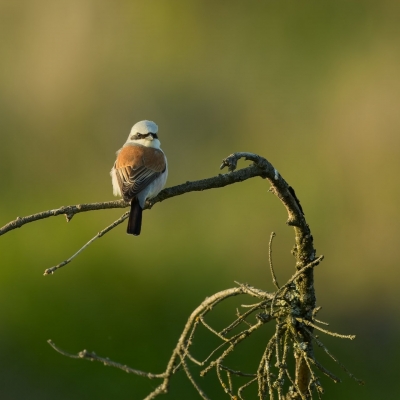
148, 134, 154, 141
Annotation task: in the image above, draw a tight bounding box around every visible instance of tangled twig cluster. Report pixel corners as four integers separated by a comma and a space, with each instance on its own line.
47, 250, 361, 400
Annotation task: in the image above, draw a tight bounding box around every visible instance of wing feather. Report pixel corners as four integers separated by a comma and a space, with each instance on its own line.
114, 145, 166, 201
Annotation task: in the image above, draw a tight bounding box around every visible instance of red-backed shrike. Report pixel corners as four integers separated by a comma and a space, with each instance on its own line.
111, 120, 168, 236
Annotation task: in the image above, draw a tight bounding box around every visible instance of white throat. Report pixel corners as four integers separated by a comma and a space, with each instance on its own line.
126, 138, 161, 149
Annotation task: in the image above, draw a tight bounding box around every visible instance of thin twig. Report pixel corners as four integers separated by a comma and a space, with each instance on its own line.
274, 324, 285, 400
259, 335, 276, 400
286, 329, 310, 400
143, 384, 168, 400
276, 328, 290, 399
296, 318, 355, 340
201, 321, 264, 367
236, 307, 252, 328
174, 317, 201, 371
219, 365, 256, 378
301, 349, 319, 398
238, 377, 258, 400
180, 355, 210, 400
313, 318, 330, 326
303, 326, 365, 385
308, 356, 341, 383
183, 351, 202, 366
47, 340, 165, 379
0, 200, 128, 236
268, 232, 280, 289
234, 281, 272, 300
200, 316, 230, 341
43, 212, 129, 275
201, 321, 263, 377
240, 302, 264, 308
216, 363, 235, 398
226, 369, 233, 394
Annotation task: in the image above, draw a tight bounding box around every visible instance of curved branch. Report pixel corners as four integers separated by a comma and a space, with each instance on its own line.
1, 152, 305, 238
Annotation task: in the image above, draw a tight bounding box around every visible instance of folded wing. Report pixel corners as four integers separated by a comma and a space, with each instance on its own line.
114, 145, 166, 201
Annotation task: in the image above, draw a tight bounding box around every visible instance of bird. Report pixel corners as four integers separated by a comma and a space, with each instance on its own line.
110, 120, 168, 235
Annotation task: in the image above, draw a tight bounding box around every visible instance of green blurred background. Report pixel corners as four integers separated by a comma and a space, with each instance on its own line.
1, 1, 399, 399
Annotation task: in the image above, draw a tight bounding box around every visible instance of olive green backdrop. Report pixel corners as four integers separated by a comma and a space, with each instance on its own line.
0, 1, 399, 399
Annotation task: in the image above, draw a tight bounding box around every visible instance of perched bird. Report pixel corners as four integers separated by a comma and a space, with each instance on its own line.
111, 120, 168, 235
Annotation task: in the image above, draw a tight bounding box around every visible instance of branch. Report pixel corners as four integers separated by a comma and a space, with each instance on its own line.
47, 339, 165, 379
0, 155, 271, 237
0, 200, 128, 236
1, 152, 305, 237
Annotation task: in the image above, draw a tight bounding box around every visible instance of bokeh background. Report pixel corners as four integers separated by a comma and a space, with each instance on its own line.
1, 1, 399, 399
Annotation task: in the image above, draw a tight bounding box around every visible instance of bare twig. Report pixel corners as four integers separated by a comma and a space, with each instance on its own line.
219, 365, 256, 378
0, 200, 128, 236
225, 369, 233, 394
238, 377, 258, 400
200, 316, 230, 342
309, 356, 341, 383
201, 320, 268, 378
303, 327, 365, 385
313, 318, 329, 326
274, 324, 283, 399
180, 355, 211, 400
276, 329, 290, 394
43, 212, 129, 275
47, 340, 165, 379
174, 318, 201, 369
201, 321, 264, 377
219, 300, 268, 337
296, 318, 356, 340
268, 232, 280, 289
216, 363, 235, 398
257, 334, 276, 400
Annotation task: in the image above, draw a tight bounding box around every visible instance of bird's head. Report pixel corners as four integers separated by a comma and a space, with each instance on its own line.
126, 120, 160, 148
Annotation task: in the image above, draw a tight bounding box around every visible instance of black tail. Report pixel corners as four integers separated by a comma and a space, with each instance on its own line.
127, 198, 142, 236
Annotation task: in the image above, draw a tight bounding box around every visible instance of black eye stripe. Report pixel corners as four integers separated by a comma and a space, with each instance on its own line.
131, 133, 158, 140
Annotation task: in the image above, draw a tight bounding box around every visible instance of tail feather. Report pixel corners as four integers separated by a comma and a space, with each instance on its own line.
127, 198, 142, 236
